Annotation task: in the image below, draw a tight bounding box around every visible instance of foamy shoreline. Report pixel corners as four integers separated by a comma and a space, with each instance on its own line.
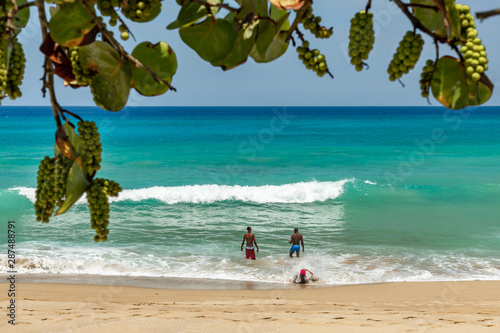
1, 280, 499, 332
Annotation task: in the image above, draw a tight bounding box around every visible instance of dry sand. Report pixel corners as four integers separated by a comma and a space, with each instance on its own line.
1, 280, 499, 332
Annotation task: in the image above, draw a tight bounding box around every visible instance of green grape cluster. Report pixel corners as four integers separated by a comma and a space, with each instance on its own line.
4, 38, 25, 100
77, 120, 103, 173
122, 0, 158, 22
299, 5, 333, 39
456, 3, 488, 82
54, 156, 73, 206
35, 156, 56, 223
87, 178, 122, 242
296, 41, 329, 77
387, 31, 424, 82
0, 42, 7, 96
419, 60, 436, 99
348, 10, 375, 72
69, 47, 92, 86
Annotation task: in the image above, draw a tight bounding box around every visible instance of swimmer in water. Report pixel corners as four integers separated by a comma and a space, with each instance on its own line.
294, 268, 313, 284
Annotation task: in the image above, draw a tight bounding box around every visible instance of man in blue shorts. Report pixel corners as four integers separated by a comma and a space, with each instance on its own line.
288, 228, 304, 258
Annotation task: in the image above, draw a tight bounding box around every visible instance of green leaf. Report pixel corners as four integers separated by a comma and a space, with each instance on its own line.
250, 7, 290, 63
211, 28, 256, 70
431, 56, 493, 110
179, 18, 237, 63
131, 41, 178, 96
13, 0, 30, 29
55, 160, 89, 215
62, 122, 82, 156
411, 0, 460, 39
48, 1, 96, 47
167, 0, 222, 30
235, 0, 269, 19
79, 41, 132, 111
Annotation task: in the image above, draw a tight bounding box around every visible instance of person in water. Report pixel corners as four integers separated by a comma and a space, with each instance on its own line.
294, 268, 314, 284
241, 227, 259, 260
288, 228, 304, 258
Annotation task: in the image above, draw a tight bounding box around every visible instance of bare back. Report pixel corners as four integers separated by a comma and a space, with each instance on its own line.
290, 233, 303, 245
243, 233, 255, 247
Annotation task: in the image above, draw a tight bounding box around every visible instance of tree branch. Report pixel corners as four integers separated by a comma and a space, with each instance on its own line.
476, 8, 500, 21
365, 0, 372, 13
391, 0, 447, 43
36, 0, 62, 128
79, 0, 176, 92
285, 0, 312, 42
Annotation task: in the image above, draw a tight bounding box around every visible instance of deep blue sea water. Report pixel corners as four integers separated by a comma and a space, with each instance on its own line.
1, 106, 499, 285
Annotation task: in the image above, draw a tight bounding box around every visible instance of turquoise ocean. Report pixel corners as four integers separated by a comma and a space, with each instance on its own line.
1, 106, 499, 286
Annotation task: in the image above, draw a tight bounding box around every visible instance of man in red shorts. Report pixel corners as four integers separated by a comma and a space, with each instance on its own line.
241, 227, 259, 260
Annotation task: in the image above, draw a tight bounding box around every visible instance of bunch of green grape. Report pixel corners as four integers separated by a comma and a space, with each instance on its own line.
35, 156, 57, 223
456, 3, 488, 82
78, 120, 103, 173
387, 31, 424, 82
419, 60, 436, 99
296, 41, 329, 77
69, 47, 92, 86
348, 10, 375, 72
4, 38, 25, 100
0, 41, 7, 96
53, 156, 73, 206
87, 178, 122, 242
122, 0, 159, 22
299, 5, 333, 39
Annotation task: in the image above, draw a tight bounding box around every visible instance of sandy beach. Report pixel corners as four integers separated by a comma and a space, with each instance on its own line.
1, 278, 499, 332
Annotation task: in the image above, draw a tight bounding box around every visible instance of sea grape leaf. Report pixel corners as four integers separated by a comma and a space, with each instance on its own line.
250, 6, 289, 63
167, 0, 222, 30
55, 160, 89, 215
431, 56, 493, 110
211, 27, 256, 70
62, 122, 82, 156
131, 41, 178, 96
13, 0, 30, 29
79, 41, 131, 111
411, 0, 460, 39
122, 1, 161, 22
179, 18, 237, 63
411, 0, 446, 37
235, 0, 269, 20
48, 1, 96, 47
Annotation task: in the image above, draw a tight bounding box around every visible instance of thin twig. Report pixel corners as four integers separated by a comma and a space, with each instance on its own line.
36, 0, 62, 128
79, 0, 176, 91
285, 0, 312, 42
17, 1, 37, 11
365, 0, 372, 13
61, 108, 84, 122
476, 8, 500, 21
111, 7, 136, 42
391, 0, 447, 43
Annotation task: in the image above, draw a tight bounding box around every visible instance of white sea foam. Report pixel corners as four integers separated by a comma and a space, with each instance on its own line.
2, 248, 500, 285
10, 179, 353, 205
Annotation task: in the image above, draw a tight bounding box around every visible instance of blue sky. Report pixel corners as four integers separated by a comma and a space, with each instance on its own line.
5, 0, 500, 107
